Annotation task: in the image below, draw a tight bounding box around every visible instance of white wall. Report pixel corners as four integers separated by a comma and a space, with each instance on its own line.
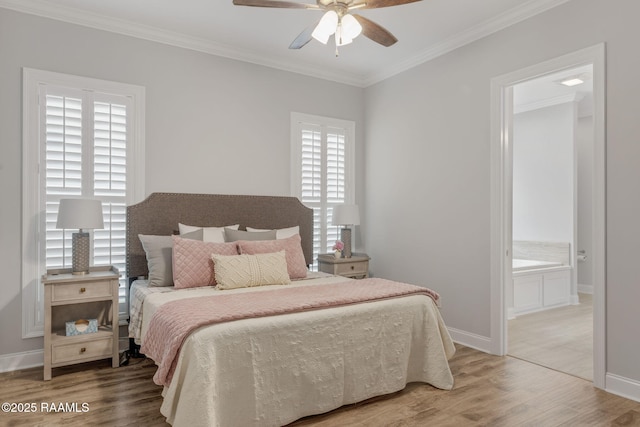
0, 8, 365, 358
512, 103, 575, 243
365, 0, 640, 386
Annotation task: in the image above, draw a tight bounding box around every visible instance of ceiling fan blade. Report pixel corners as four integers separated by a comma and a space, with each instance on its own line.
233, 0, 318, 9
352, 14, 398, 47
289, 19, 321, 49
356, 0, 422, 9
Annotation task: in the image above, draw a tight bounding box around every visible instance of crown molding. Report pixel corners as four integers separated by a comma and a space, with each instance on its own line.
514, 92, 583, 114
1, 0, 570, 88
0, 0, 365, 86
363, 0, 573, 86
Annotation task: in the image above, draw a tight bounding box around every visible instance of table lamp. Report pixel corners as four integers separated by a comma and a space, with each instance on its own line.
56, 199, 104, 275
332, 204, 360, 258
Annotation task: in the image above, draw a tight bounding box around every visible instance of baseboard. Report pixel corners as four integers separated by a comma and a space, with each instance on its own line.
606, 373, 640, 403
447, 327, 493, 354
578, 283, 594, 294
0, 349, 43, 373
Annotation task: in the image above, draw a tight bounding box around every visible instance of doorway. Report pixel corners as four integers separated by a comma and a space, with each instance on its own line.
507, 65, 594, 380
489, 44, 606, 388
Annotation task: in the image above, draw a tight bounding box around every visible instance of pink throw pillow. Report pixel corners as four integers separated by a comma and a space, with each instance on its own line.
237, 234, 308, 279
172, 236, 238, 288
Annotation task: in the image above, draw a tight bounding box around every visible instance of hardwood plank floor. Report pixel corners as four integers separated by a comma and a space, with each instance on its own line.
1, 344, 639, 426
508, 293, 593, 380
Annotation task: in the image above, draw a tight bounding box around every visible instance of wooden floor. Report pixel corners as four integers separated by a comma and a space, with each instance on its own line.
1, 344, 639, 427
509, 293, 593, 380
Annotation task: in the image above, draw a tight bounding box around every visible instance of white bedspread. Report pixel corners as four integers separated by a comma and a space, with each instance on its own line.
139, 276, 455, 427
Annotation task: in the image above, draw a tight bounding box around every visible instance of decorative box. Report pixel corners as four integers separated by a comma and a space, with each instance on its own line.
65, 318, 98, 336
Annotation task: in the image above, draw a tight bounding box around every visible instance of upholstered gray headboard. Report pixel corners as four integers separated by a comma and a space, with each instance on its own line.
126, 193, 314, 279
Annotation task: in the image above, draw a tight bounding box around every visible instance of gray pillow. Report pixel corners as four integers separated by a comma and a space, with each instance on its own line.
138, 234, 173, 287
181, 229, 203, 241
224, 228, 277, 242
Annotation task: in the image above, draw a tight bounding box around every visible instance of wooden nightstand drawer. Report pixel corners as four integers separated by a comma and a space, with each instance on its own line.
51, 280, 113, 303
52, 336, 113, 365
317, 253, 370, 279
335, 262, 368, 276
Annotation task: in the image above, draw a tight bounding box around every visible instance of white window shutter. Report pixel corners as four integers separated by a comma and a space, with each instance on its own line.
44, 93, 83, 269
92, 99, 129, 314
23, 68, 144, 338
43, 90, 131, 318
292, 113, 355, 269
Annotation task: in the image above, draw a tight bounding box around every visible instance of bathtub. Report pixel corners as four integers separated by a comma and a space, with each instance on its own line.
512, 258, 563, 272
510, 259, 571, 317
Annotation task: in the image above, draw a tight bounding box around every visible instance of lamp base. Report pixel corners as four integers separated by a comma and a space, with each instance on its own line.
340, 227, 352, 258
72, 231, 90, 275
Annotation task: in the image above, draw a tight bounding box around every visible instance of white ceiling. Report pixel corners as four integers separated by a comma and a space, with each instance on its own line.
0, 0, 571, 87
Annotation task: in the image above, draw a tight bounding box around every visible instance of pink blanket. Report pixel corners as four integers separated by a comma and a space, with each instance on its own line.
141, 278, 439, 386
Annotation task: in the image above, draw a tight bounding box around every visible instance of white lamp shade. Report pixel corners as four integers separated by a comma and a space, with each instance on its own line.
332, 204, 360, 226
342, 14, 362, 39
312, 10, 338, 44
336, 14, 362, 46
56, 199, 104, 230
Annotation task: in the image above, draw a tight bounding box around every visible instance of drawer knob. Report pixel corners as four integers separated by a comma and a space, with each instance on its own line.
80, 347, 86, 353
80, 287, 86, 293
351, 266, 355, 270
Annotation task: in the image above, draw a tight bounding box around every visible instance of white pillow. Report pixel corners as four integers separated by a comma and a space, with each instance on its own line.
211, 251, 291, 290
178, 223, 239, 243
246, 226, 299, 240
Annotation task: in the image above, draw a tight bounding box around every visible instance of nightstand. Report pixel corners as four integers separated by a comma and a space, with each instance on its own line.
42, 266, 120, 380
317, 253, 370, 279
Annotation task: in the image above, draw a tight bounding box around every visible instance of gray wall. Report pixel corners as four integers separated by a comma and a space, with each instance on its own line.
364, 0, 640, 384
0, 8, 365, 356
577, 115, 594, 287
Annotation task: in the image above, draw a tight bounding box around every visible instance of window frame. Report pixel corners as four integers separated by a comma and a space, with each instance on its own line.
22, 68, 145, 338
290, 112, 355, 268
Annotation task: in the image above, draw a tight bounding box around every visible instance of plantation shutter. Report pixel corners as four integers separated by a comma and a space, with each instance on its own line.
42, 86, 131, 318
44, 91, 83, 270
326, 127, 347, 251
294, 114, 354, 269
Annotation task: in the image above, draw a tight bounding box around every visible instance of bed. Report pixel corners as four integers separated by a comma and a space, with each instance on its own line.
127, 193, 455, 426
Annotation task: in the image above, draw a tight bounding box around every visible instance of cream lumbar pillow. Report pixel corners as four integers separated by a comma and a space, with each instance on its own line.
212, 251, 291, 290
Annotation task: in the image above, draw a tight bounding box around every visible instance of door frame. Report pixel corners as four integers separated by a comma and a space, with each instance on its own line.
489, 43, 606, 388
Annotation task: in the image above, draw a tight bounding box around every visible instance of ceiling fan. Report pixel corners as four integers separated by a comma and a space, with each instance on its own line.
232, 0, 422, 53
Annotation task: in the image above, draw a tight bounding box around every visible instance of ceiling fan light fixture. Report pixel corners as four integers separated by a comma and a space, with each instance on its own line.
335, 14, 362, 47
233, 0, 405, 52
341, 14, 362, 40
335, 25, 352, 46
312, 10, 338, 44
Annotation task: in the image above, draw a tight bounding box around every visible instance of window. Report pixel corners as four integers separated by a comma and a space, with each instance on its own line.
22, 69, 145, 338
291, 113, 355, 269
